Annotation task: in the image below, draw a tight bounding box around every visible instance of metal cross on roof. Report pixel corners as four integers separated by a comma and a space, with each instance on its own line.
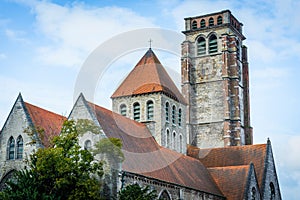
148, 38, 153, 49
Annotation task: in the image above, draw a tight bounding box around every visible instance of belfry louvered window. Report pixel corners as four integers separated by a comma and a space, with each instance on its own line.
209, 34, 218, 54
133, 102, 140, 121
172, 105, 176, 124
8, 136, 15, 160
178, 108, 182, 126
120, 104, 127, 116
191, 20, 197, 29
209, 17, 214, 26
197, 37, 206, 56
165, 102, 169, 121
200, 19, 206, 28
16, 136, 23, 159
217, 16, 223, 25
147, 100, 154, 120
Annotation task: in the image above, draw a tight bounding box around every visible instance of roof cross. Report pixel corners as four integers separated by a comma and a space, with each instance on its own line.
148, 38, 153, 49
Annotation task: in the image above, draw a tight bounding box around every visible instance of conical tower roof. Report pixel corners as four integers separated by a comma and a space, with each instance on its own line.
111, 49, 186, 104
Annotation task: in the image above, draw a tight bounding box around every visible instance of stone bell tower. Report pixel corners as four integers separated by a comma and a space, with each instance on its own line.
181, 10, 253, 148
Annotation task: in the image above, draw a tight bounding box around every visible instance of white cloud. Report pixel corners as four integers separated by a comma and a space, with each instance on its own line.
5, 29, 29, 44
30, 1, 156, 68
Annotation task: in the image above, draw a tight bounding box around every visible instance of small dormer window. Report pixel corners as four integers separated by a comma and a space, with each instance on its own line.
200, 19, 206, 28
209, 17, 214, 26
217, 16, 223, 25
192, 20, 197, 29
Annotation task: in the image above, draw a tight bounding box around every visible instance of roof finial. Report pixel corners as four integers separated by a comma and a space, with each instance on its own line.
148, 38, 153, 49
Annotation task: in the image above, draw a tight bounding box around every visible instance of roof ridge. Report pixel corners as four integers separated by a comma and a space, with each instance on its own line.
208, 165, 251, 170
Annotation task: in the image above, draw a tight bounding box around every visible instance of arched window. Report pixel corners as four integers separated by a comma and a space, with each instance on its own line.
178, 108, 182, 126
217, 16, 223, 25
179, 135, 183, 153
251, 187, 256, 200
200, 19, 206, 28
159, 190, 171, 200
197, 37, 206, 56
172, 105, 176, 124
133, 102, 140, 121
270, 182, 275, 200
120, 104, 127, 116
166, 129, 170, 148
7, 136, 15, 160
209, 34, 218, 54
209, 17, 214, 26
173, 132, 176, 150
84, 140, 92, 150
191, 20, 197, 29
236, 40, 240, 60
146, 100, 154, 120
16, 136, 23, 159
165, 102, 169, 121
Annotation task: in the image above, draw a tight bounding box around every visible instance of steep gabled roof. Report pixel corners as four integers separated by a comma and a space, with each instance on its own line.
24, 102, 66, 147
208, 165, 250, 200
187, 144, 267, 191
111, 49, 186, 104
86, 101, 223, 196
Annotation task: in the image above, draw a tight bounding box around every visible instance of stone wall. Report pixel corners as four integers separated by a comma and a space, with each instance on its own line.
121, 171, 225, 200
261, 142, 282, 200
0, 95, 39, 181
112, 93, 187, 154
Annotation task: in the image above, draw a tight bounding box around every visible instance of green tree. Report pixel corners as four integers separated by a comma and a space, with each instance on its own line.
0, 120, 104, 200
118, 183, 157, 200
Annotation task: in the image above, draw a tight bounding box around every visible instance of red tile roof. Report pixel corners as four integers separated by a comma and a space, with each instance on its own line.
111, 49, 186, 104
25, 102, 66, 147
88, 102, 223, 196
208, 165, 250, 200
187, 144, 267, 191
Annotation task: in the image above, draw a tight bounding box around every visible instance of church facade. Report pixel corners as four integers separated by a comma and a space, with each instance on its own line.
0, 10, 281, 200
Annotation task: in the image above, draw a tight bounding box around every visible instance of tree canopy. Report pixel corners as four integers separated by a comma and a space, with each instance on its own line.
0, 120, 104, 200
118, 183, 157, 200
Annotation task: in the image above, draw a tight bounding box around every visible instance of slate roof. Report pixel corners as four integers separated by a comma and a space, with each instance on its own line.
187, 144, 267, 191
87, 102, 223, 196
208, 165, 251, 200
111, 49, 186, 104
25, 102, 66, 147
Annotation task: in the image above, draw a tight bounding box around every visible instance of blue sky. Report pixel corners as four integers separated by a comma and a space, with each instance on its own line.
1, 0, 300, 199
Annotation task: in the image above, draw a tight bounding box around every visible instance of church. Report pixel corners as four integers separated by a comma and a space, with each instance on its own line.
0, 10, 281, 199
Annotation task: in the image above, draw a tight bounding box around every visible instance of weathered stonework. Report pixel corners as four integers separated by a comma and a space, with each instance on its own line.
112, 92, 187, 154
0, 95, 40, 182
182, 10, 252, 148
121, 171, 225, 200
261, 141, 282, 200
